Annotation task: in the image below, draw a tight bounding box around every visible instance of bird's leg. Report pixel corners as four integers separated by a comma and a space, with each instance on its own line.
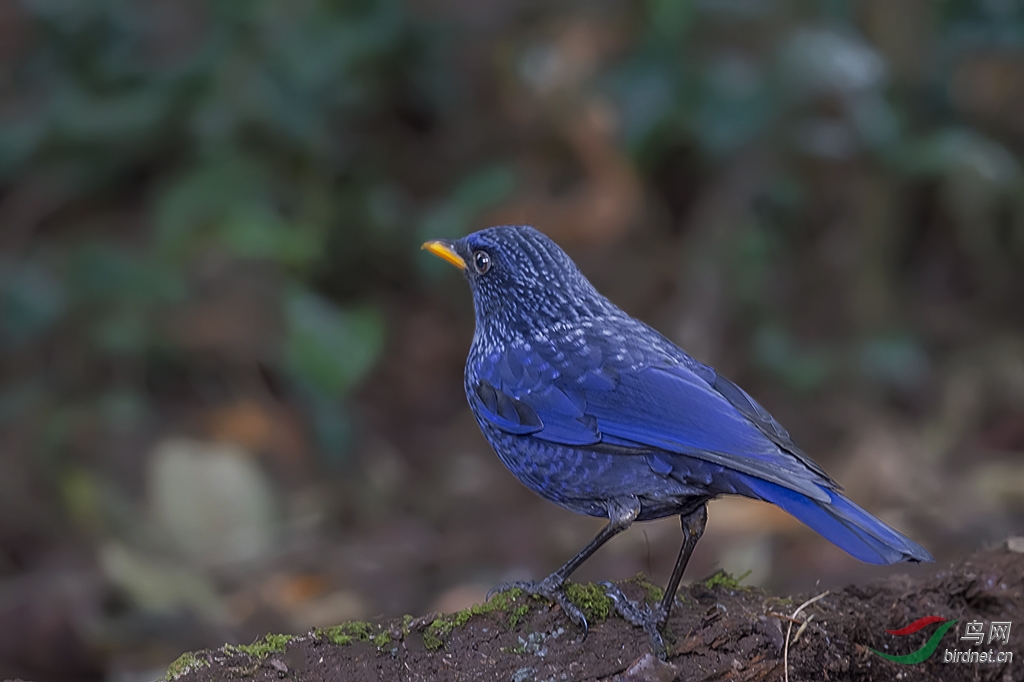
488, 496, 640, 634
603, 503, 708, 659
658, 503, 708, 625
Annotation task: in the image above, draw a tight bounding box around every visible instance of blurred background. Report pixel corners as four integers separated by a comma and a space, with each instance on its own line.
2, 0, 1024, 679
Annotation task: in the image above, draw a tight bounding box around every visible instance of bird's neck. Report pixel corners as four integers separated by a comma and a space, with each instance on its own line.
469, 293, 622, 359
469, 315, 521, 358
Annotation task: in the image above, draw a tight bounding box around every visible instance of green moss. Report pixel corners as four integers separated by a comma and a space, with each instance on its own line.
423, 617, 449, 651
422, 587, 531, 650
225, 633, 293, 659
316, 620, 396, 650
563, 582, 612, 622
401, 614, 414, 637
165, 652, 209, 680
626, 574, 665, 603
320, 628, 354, 645
704, 569, 752, 590
265, 633, 294, 651
508, 602, 530, 628
486, 587, 524, 612
316, 621, 374, 646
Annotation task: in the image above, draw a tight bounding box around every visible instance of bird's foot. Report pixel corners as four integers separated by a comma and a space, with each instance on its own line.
600, 581, 669, 660
488, 576, 588, 634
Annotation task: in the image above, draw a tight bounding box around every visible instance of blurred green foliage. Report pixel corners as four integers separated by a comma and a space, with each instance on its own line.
2, 0, 1024, 504
3, 2, 1024, 678
615, 0, 1024, 390
1, 0, 444, 461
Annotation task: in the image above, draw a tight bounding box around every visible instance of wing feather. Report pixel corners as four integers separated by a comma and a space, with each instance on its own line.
470, 343, 831, 499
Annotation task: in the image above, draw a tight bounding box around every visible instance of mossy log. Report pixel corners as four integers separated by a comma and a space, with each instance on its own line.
168, 543, 1022, 682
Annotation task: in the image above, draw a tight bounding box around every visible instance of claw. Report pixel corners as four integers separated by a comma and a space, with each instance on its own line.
552, 591, 589, 635
486, 578, 591, 635
601, 582, 670, 660
649, 628, 668, 661
600, 582, 648, 626
487, 580, 528, 602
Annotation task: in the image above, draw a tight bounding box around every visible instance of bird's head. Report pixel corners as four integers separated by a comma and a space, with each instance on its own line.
422, 225, 610, 338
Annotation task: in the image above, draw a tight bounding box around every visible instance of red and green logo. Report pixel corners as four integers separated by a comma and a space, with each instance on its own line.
870, 616, 959, 664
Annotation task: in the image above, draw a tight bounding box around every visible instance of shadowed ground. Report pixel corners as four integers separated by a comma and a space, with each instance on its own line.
167, 541, 1022, 682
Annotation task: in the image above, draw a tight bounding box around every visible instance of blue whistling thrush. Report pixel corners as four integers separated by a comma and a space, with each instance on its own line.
423, 225, 932, 657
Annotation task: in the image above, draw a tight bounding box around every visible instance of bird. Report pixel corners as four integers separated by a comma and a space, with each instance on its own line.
422, 224, 932, 657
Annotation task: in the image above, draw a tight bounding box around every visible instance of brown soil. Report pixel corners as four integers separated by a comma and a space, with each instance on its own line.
169, 543, 1023, 682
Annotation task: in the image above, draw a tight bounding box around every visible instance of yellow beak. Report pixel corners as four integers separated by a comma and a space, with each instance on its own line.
421, 240, 466, 270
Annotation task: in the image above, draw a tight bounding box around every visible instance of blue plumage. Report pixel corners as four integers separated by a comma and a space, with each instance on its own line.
423, 224, 931, 654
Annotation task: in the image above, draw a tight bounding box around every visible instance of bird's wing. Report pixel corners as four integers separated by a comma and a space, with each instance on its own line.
469, 342, 606, 445
469, 376, 600, 444
703, 369, 837, 486
470, 343, 831, 500
579, 365, 831, 499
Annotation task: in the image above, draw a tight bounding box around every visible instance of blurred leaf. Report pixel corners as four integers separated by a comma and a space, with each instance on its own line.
904, 129, 1022, 181
155, 156, 267, 258
846, 91, 899, 150
905, 129, 1024, 266
69, 244, 141, 300
696, 54, 771, 156
285, 288, 384, 399
305, 393, 352, 467
55, 86, 170, 146
91, 308, 147, 353
452, 165, 517, 214
1, 260, 66, 347
648, 0, 695, 37
753, 325, 834, 392
605, 55, 682, 156
98, 541, 229, 622
777, 28, 887, 100
149, 438, 279, 566
69, 242, 184, 305
217, 206, 321, 268
0, 119, 46, 180
858, 335, 930, 390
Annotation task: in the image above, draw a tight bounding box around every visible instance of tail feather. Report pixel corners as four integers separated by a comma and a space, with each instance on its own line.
738, 476, 933, 565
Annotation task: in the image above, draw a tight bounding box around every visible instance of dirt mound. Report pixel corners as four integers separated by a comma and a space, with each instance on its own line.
167, 542, 1023, 682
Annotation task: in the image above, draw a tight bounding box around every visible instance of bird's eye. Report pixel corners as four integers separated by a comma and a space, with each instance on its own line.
473, 250, 491, 274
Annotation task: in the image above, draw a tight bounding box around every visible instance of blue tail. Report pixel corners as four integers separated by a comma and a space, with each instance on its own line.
738, 476, 933, 564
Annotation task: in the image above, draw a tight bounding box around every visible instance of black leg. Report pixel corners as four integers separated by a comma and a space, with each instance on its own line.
602, 502, 708, 659
488, 496, 640, 633
657, 504, 708, 628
